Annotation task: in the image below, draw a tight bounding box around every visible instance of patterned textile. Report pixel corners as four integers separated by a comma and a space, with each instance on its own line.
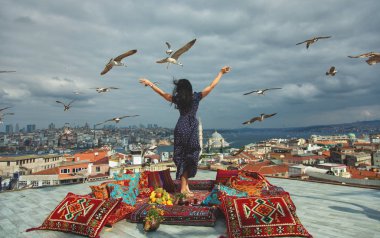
127, 203, 217, 226
105, 202, 136, 226
231, 180, 269, 197
239, 171, 273, 186
139, 171, 150, 190
219, 194, 313, 238
137, 187, 154, 198
26, 192, 121, 238
174, 179, 215, 192
202, 184, 248, 206
107, 181, 139, 206
148, 169, 175, 193
113, 172, 140, 188
215, 169, 239, 185
90, 183, 109, 200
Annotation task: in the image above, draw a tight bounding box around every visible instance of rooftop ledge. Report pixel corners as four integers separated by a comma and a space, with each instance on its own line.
0, 170, 379, 238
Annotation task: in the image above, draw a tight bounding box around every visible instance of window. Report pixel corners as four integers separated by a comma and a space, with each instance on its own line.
60, 168, 70, 174
96, 166, 101, 172
16, 161, 19, 165
7, 161, 10, 166
42, 180, 51, 186
31, 181, 39, 187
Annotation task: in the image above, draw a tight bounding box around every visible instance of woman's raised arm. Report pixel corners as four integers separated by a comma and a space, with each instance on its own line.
201, 66, 231, 99
139, 78, 172, 102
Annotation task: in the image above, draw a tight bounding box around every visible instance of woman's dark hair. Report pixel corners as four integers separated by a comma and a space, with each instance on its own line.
172, 79, 193, 111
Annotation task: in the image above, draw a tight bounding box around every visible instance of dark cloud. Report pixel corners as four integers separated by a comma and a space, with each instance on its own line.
0, 0, 379, 130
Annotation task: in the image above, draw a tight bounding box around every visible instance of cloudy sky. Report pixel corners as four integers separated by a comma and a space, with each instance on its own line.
0, 0, 379, 130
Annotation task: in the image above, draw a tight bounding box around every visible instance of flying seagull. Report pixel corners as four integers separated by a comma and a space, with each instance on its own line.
0, 112, 14, 123
92, 87, 119, 93
243, 88, 282, 95
104, 115, 139, 123
100, 49, 137, 75
56, 100, 75, 111
326, 66, 337, 76
0, 71, 16, 73
231, 147, 245, 156
0, 106, 12, 112
296, 36, 331, 49
243, 113, 277, 125
165, 42, 173, 55
348, 52, 380, 65
156, 39, 196, 68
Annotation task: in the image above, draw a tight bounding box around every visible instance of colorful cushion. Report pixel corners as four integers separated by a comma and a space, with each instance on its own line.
113, 172, 140, 187
202, 184, 248, 206
137, 186, 154, 198
215, 169, 239, 185
231, 179, 269, 197
219, 194, 313, 238
90, 183, 109, 199
107, 180, 139, 206
26, 192, 121, 238
127, 203, 217, 226
148, 169, 175, 192
105, 202, 136, 226
139, 171, 150, 190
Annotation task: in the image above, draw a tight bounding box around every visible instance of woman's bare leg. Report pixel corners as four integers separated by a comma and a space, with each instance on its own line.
180, 170, 188, 194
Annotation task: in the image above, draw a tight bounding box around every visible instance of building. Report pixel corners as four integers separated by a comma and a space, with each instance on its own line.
373, 150, 380, 167
0, 154, 66, 177
205, 131, 230, 152
26, 124, 36, 133
346, 152, 372, 166
316, 163, 350, 177
5, 124, 13, 134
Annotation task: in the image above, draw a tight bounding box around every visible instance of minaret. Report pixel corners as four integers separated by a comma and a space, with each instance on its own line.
198, 117, 203, 155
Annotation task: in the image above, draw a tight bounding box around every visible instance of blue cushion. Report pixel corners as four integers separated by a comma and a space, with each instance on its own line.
108, 173, 140, 206
201, 184, 248, 206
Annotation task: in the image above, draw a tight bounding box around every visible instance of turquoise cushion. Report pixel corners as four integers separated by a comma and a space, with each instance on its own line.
108, 173, 140, 206
201, 184, 248, 206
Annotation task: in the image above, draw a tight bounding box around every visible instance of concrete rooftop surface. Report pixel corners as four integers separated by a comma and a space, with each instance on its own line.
0, 170, 379, 238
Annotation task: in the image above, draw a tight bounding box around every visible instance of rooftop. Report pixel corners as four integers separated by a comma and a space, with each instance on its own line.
0, 170, 379, 238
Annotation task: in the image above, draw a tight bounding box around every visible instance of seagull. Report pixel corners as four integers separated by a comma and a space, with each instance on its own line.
296, 36, 331, 49
0, 71, 16, 73
156, 39, 196, 68
348, 52, 380, 65
326, 66, 337, 76
0, 112, 14, 123
243, 113, 277, 125
231, 147, 245, 156
0, 106, 12, 112
243, 88, 282, 95
92, 87, 119, 93
104, 115, 139, 123
100, 49, 137, 75
56, 100, 75, 111
165, 42, 173, 55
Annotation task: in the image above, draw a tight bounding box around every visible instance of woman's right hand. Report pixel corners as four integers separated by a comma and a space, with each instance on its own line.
139, 78, 152, 87
221, 66, 231, 74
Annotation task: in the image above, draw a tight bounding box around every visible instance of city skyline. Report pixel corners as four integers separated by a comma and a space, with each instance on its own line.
1, 0, 380, 129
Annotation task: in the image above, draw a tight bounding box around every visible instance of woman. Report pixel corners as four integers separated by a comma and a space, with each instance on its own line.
139, 66, 231, 194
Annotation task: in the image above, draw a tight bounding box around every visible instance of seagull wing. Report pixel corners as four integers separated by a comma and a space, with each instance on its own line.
330, 66, 335, 73
171, 38, 196, 60
100, 64, 113, 75
296, 40, 308, 45
0, 107, 11, 112
108, 87, 119, 89
114, 49, 138, 61
56, 101, 65, 105
68, 99, 76, 106
165, 42, 171, 49
316, 36, 332, 40
0, 71, 16, 73
264, 113, 277, 119
243, 116, 260, 124
156, 57, 169, 63
243, 90, 259, 95
267, 88, 282, 91
3, 112, 14, 116
104, 118, 114, 123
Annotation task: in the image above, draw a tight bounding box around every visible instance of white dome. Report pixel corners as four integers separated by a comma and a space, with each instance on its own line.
211, 131, 223, 140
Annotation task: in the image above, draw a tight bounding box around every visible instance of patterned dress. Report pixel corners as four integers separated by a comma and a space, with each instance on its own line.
172, 92, 202, 180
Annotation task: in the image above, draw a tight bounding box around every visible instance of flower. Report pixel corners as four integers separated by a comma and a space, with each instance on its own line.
144, 206, 165, 223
